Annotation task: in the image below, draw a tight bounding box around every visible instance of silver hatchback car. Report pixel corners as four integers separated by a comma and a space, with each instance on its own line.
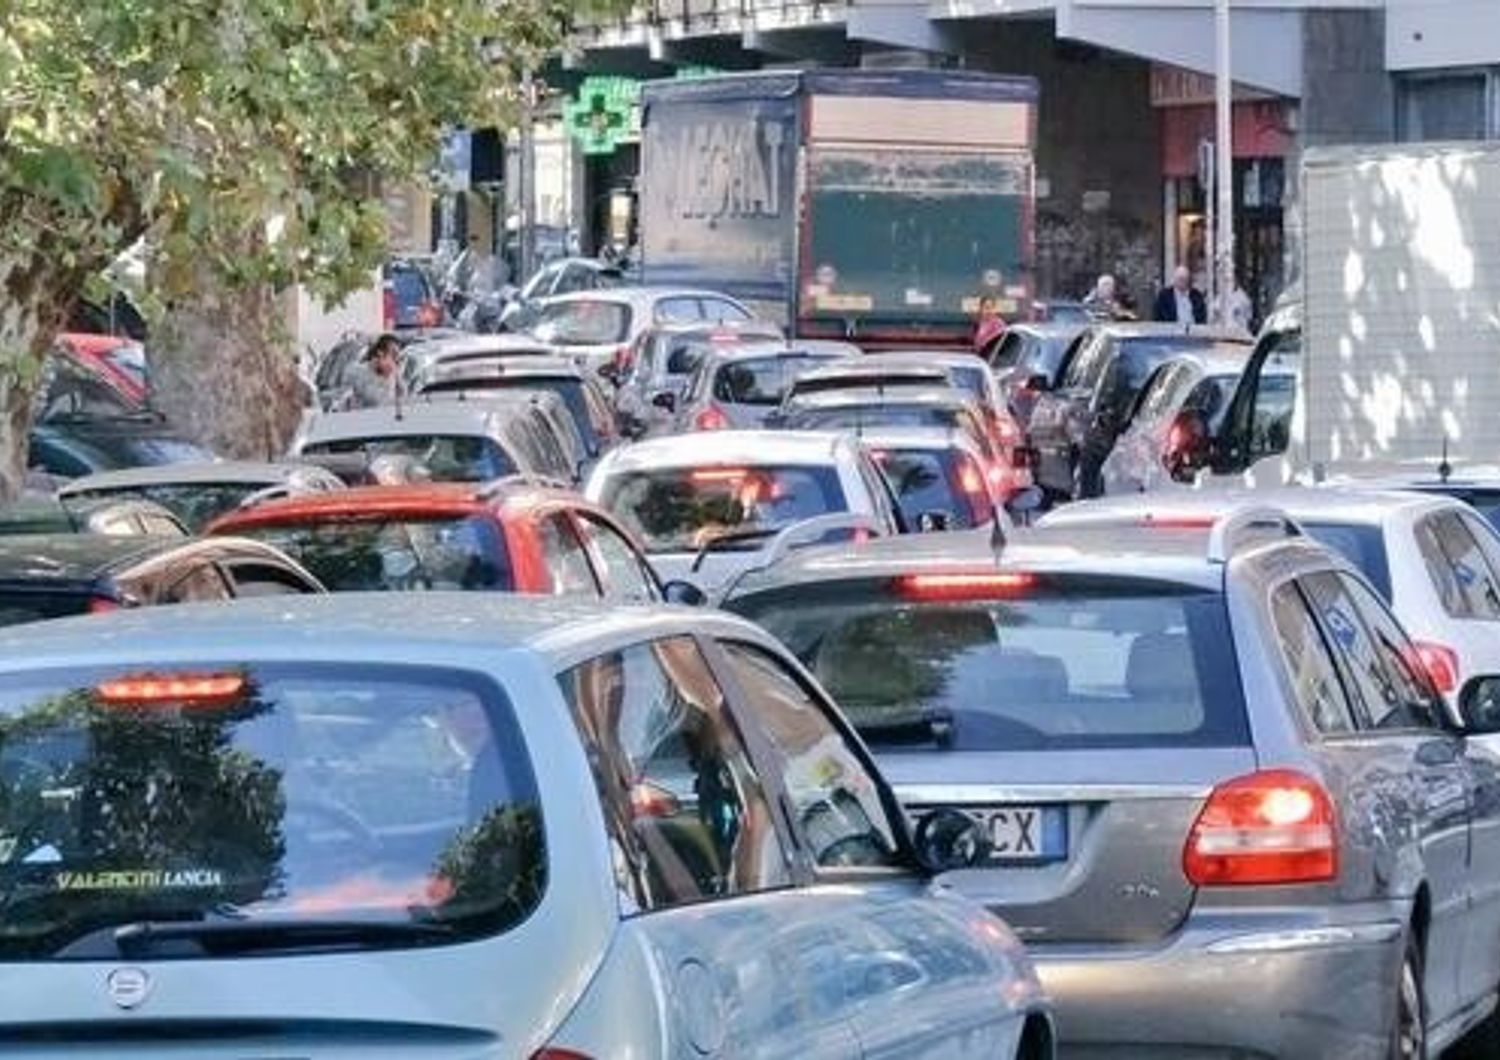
0, 594, 1052, 1059
726, 510, 1500, 1057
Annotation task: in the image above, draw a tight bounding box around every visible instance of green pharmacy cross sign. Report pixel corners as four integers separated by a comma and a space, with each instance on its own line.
565, 76, 641, 156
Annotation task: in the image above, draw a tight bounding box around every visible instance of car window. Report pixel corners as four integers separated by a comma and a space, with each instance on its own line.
717, 641, 902, 871
1428, 511, 1500, 620
1416, 514, 1467, 615
577, 513, 658, 604
988, 332, 1024, 370
655, 297, 701, 325
552, 264, 594, 295
537, 513, 599, 596
559, 637, 791, 911
700, 298, 752, 323
224, 561, 318, 598
1269, 582, 1357, 735
139, 512, 186, 537
1303, 572, 1440, 731
161, 561, 234, 604
1062, 334, 1110, 391
533, 300, 630, 346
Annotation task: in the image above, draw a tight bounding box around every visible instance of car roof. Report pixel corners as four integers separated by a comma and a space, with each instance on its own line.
538, 287, 741, 309
861, 352, 988, 371
0, 533, 184, 582
1323, 461, 1500, 490
417, 357, 585, 388
1148, 345, 1257, 379
599, 430, 854, 473
1040, 487, 1451, 531
402, 334, 553, 358
0, 593, 767, 676
701, 340, 857, 365
58, 461, 331, 494
855, 426, 986, 453
789, 385, 977, 409
728, 524, 1228, 599
297, 403, 509, 444
207, 480, 579, 530
1004, 322, 1088, 339
793, 362, 950, 384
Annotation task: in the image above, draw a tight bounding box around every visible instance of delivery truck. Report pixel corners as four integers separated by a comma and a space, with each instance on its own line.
1171, 141, 1500, 486
638, 69, 1038, 348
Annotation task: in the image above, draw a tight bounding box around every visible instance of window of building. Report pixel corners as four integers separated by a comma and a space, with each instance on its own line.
1397, 72, 1492, 141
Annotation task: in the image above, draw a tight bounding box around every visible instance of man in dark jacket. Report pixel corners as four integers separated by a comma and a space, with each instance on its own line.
1153, 266, 1207, 325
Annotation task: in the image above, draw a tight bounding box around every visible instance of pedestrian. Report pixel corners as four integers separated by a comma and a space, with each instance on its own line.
1153, 265, 1208, 325
1225, 281, 1254, 333
1082, 274, 1132, 321
973, 294, 1007, 356
348, 333, 401, 409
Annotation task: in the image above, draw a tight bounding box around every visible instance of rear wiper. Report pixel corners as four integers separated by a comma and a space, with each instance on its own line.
689, 528, 778, 572
56, 917, 455, 959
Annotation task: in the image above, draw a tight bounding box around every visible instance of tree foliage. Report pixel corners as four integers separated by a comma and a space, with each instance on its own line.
0, 0, 622, 494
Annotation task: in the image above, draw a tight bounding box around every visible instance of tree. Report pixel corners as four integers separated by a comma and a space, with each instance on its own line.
0, 0, 620, 496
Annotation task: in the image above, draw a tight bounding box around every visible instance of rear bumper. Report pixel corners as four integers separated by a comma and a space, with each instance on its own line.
1029, 906, 1406, 1059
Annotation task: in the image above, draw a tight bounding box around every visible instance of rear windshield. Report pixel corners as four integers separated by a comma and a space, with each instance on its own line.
1302, 522, 1393, 599
713, 355, 832, 407
421, 379, 600, 455
533, 301, 630, 346
233, 516, 512, 593
300, 436, 515, 483
1432, 489, 1500, 532
0, 592, 88, 628
0, 664, 543, 960
387, 267, 430, 304
732, 578, 1247, 752
789, 404, 964, 433
869, 447, 988, 529
64, 484, 264, 532
600, 465, 847, 554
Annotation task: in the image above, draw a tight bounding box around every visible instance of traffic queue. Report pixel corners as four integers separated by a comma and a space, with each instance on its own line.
7, 274, 1500, 1060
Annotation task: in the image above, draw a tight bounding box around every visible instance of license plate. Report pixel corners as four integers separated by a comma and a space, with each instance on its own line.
983, 806, 1067, 863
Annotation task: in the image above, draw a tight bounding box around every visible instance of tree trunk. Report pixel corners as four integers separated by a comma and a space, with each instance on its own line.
0, 262, 81, 502
150, 278, 307, 461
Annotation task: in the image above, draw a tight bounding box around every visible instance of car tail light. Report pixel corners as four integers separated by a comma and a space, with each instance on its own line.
896, 572, 1035, 601
994, 414, 1022, 446
1184, 769, 1338, 886
95, 673, 248, 709
381, 288, 396, 330
418, 301, 442, 328
1141, 514, 1215, 530
88, 595, 121, 614
530, 1050, 595, 1060
1413, 641, 1460, 695
613, 343, 635, 374
694, 405, 729, 431
691, 467, 749, 482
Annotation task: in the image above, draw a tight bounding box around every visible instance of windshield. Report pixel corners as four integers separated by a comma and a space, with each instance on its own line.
869, 447, 988, 529
600, 465, 847, 553
64, 484, 266, 532
300, 436, 515, 483
0, 592, 90, 628
235, 516, 511, 593
0, 664, 543, 960
788, 404, 965, 433
734, 579, 1247, 752
713, 355, 833, 407
532, 301, 629, 346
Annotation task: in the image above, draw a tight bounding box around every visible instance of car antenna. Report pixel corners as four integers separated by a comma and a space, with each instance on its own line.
1439, 437, 1452, 484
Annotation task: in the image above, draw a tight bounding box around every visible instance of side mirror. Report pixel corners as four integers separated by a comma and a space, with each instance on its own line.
917, 510, 951, 533
662, 579, 707, 607
651, 391, 676, 413
1460, 676, 1500, 734
912, 807, 989, 874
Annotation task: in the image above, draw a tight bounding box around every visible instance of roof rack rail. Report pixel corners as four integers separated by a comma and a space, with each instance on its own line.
1206, 505, 1302, 564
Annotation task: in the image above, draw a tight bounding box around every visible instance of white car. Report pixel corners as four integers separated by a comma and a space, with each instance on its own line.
528, 287, 754, 376
1043, 487, 1500, 722
585, 430, 904, 597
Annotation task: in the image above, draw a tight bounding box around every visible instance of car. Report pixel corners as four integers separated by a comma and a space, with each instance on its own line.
527, 287, 755, 376
862, 427, 1002, 531
1099, 347, 1293, 495
398, 332, 557, 397
496, 256, 625, 332
56, 461, 345, 531
1045, 487, 1500, 726
0, 593, 1053, 1058
585, 430, 905, 596
415, 388, 590, 485
1026, 323, 1251, 501
614, 320, 786, 439
674, 340, 860, 432
208, 480, 661, 602
54, 332, 148, 405
1326, 461, 1500, 533
382, 258, 443, 330
313, 329, 466, 411
0, 533, 323, 626
289, 403, 546, 485
987, 322, 1090, 427
724, 507, 1500, 1058
0, 496, 188, 538
411, 355, 620, 463
28, 415, 214, 490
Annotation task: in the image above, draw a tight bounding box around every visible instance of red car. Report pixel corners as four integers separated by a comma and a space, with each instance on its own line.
55, 332, 148, 406
206, 480, 662, 602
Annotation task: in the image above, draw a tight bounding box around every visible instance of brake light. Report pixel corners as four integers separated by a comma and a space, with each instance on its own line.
612, 343, 635, 373
896, 572, 1035, 601
530, 1050, 595, 1060
691, 467, 749, 482
418, 301, 442, 328
88, 595, 120, 614
95, 673, 248, 709
1141, 514, 1215, 529
381, 288, 396, 330
1413, 641, 1460, 695
1184, 770, 1337, 886
994, 415, 1022, 446
694, 405, 729, 431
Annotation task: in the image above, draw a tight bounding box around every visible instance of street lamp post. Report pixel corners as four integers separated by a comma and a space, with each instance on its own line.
519, 67, 538, 285
1214, 0, 1235, 324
